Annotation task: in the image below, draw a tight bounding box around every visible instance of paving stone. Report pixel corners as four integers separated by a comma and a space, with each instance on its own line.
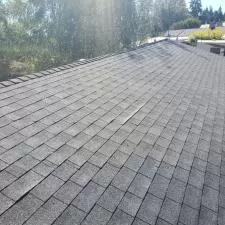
98, 185, 124, 212
129, 173, 151, 198
137, 193, 163, 224
70, 162, 99, 187
24, 197, 67, 225
125, 154, 145, 172
93, 163, 119, 187
72, 181, 104, 212
81, 205, 112, 225
148, 174, 170, 199
107, 209, 134, 225
139, 157, 160, 179
53, 205, 86, 225
118, 192, 142, 217
0, 194, 43, 225
54, 181, 82, 204
166, 178, 186, 203
179, 204, 199, 225
159, 198, 181, 225
52, 161, 78, 181
201, 186, 218, 212
112, 167, 136, 191
198, 206, 217, 225
183, 184, 202, 209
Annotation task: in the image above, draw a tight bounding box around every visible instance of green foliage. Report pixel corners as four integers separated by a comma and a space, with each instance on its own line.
0, 0, 189, 79
171, 17, 201, 30
189, 28, 225, 40
190, 0, 202, 17
200, 6, 224, 24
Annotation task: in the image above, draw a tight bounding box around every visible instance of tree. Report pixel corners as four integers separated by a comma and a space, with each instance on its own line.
119, 0, 137, 47
190, 0, 202, 17
217, 6, 223, 22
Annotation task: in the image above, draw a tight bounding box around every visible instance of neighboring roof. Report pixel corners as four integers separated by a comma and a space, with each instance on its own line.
0, 40, 225, 225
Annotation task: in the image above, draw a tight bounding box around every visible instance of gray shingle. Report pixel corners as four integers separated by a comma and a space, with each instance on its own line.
3, 171, 43, 201
137, 193, 163, 224
31, 175, 64, 201
54, 181, 82, 204
98, 185, 124, 212
70, 162, 99, 187
111, 167, 136, 191
118, 192, 142, 217
53, 205, 86, 225
0, 194, 43, 225
72, 181, 104, 212
107, 209, 134, 225
81, 205, 112, 225
159, 198, 181, 224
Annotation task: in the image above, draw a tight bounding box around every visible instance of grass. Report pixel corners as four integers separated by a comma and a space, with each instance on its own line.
189, 28, 225, 40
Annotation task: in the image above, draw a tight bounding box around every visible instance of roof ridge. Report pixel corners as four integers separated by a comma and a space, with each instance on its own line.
0, 39, 167, 88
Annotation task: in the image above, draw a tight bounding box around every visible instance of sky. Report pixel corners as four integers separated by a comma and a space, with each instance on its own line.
186, 0, 225, 11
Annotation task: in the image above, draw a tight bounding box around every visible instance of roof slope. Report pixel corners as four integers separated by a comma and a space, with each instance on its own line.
0, 41, 225, 225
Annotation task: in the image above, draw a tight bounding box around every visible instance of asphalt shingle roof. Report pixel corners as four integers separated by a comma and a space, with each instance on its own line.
0, 40, 225, 225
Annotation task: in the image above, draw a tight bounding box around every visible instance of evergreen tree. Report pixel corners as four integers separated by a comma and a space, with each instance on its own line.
217, 6, 223, 22
190, 0, 202, 17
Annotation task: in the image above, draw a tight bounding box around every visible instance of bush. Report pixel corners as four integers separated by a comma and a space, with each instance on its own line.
171, 18, 201, 30
189, 28, 225, 40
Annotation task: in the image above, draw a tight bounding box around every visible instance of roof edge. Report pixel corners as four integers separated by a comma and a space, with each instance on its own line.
0, 38, 168, 89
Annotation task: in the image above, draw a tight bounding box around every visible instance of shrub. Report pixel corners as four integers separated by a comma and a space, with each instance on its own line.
189, 28, 225, 40
171, 17, 201, 30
